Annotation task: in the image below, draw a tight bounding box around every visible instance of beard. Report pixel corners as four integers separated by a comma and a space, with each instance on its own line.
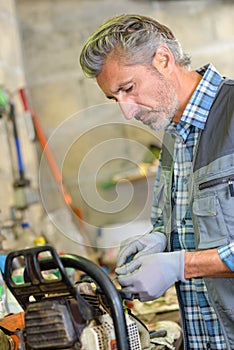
134, 69, 179, 131
134, 103, 178, 131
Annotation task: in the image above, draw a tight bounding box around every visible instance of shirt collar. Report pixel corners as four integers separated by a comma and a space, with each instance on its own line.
166, 63, 223, 141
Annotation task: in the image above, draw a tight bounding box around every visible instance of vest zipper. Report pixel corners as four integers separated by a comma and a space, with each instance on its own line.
199, 174, 234, 197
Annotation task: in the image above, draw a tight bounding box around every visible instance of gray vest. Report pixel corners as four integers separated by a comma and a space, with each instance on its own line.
161, 79, 234, 348
192, 79, 234, 349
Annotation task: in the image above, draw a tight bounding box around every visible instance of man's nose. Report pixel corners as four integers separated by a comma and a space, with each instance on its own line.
118, 101, 136, 120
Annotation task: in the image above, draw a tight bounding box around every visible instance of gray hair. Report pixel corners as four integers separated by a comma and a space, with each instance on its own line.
79, 14, 191, 78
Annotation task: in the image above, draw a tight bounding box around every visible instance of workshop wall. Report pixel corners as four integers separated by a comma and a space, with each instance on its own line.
1, 1, 234, 245
0, 1, 22, 222
0, 0, 40, 226
13, 0, 234, 225
16, 0, 234, 127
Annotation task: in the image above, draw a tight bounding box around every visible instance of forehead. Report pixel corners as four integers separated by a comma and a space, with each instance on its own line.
96, 55, 141, 94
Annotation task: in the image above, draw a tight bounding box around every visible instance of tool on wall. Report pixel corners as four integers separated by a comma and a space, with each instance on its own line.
18, 88, 71, 206
9, 101, 31, 211
0, 86, 38, 213
0, 87, 15, 180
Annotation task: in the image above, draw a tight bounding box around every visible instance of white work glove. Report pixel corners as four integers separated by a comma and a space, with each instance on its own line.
116, 250, 186, 301
116, 232, 167, 268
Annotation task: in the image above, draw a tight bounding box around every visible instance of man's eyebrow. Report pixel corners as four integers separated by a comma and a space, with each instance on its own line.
106, 80, 133, 98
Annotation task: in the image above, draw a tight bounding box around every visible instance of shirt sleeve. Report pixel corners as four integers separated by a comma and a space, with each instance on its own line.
218, 241, 234, 272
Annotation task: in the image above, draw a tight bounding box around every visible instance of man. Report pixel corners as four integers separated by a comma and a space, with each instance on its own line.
79, 14, 234, 349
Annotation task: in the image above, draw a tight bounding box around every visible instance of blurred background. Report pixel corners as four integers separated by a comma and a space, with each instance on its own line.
0, 0, 234, 259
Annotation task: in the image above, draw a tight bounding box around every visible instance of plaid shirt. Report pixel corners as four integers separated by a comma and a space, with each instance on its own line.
151, 64, 230, 349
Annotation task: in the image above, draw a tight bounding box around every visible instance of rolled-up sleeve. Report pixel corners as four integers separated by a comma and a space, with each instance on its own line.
218, 241, 234, 272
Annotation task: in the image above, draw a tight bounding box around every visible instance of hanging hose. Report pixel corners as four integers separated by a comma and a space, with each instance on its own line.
18, 87, 95, 255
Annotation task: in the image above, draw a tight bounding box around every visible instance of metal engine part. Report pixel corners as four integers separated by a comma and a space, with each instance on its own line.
80, 313, 142, 350
25, 298, 83, 349
4, 245, 148, 350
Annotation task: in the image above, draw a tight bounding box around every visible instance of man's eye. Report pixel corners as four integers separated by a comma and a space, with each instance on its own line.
125, 85, 133, 93
106, 96, 117, 102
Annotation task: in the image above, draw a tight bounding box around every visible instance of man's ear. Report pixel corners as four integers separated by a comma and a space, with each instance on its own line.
151, 45, 174, 74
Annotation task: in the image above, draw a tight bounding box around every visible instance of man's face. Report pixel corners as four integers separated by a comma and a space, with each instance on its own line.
96, 56, 178, 131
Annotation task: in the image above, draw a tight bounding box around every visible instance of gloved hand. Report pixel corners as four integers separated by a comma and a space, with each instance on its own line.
116, 232, 167, 268
116, 250, 186, 301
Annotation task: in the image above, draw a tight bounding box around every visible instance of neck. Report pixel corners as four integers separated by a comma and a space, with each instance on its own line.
173, 69, 202, 123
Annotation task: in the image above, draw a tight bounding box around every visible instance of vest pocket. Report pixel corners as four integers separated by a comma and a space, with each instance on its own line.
192, 187, 233, 249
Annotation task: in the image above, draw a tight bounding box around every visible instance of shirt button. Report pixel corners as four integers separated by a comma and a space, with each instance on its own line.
207, 343, 211, 348
181, 219, 186, 225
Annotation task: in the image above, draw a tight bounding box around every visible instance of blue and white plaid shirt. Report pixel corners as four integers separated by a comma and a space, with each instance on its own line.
151, 64, 233, 349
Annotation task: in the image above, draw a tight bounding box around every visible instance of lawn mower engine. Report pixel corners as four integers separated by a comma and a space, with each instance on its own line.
4, 246, 152, 350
